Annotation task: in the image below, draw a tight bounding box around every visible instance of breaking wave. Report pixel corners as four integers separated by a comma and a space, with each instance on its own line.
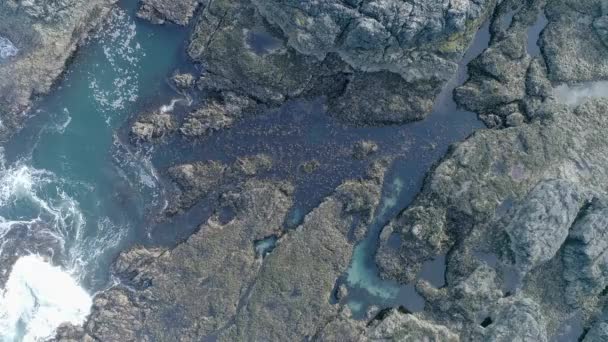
0, 154, 124, 341
0, 256, 91, 342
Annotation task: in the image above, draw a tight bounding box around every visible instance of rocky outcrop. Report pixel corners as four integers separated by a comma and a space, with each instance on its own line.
166, 154, 272, 214
136, 0, 202, 25
542, 0, 608, 83
183, 0, 496, 128
61, 162, 387, 341
504, 180, 587, 276
454, 0, 550, 127
0, 0, 116, 140
373, 0, 608, 339
563, 198, 608, 306
130, 112, 176, 142
180, 93, 255, 138
365, 312, 459, 341
78, 179, 293, 341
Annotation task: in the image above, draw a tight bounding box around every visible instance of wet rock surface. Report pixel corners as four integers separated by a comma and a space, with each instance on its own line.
0, 0, 116, 141
59, 163, 386, 341
132, 0, 497, 136
49, 0, 608, 341
136, 0, 202, 25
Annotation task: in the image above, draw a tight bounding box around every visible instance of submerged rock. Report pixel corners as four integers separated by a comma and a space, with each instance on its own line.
179, 93, 254, 138
166, 154, 272, 214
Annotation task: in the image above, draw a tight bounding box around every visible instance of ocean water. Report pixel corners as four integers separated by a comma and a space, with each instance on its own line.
0, 1, 492, 340
0, 1, 189, 340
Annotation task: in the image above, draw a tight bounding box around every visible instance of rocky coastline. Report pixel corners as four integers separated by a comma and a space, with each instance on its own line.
0, 0, 604, 340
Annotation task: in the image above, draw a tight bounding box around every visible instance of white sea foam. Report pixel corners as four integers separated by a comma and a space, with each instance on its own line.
0, 37, 18, 60
0, 158, 124, 339
88, 8, 142, 123
554, 81, 608, 107
0, 255, 92, 342
160, 96, 193, 114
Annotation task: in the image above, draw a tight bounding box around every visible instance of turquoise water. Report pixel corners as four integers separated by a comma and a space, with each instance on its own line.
344, 21, 491, 317
8, 0, 189, 286
0, 1, 189, 339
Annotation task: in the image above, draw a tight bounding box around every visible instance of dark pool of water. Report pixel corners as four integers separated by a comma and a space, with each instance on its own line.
527, 11, 549, 57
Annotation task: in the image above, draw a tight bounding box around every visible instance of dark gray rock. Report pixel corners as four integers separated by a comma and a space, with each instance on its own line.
166, 154, 272, 214
186, 0, 496, 126
563, 198, 608, 305
504, 180, 586, 276
137, 0, 202, 25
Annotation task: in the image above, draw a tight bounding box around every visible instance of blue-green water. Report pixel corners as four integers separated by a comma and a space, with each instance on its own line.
0, 1, 189, 339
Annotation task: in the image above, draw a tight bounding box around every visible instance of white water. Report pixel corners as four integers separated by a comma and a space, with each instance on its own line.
554, 81, 608, 106
160, 96, 192, 113
0, 157, 123, 340
88, 8, 142, 124
0, 255, 91, 342
0, 37, 18, 60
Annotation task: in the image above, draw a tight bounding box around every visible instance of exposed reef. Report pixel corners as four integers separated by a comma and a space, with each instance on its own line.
130, 0, 497, 137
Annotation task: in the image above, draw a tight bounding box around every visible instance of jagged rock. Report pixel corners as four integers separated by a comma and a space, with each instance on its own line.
473, 296, 548, 342
220, 169, 386, 341
594, 15, 608, 47
77, 165, 387, 341
130, 112, 176, 141
79, 180, 293, 341
187, 0, 496, 126
504, 180, 586, 276
166, 154, 274, 214
0, 0, 116, 140
365, 311, 459, 342
172, 72, 195, 89
377, 96, 608, 286
232, 154, 273, 176
563, 198, 608, 305
542, 0, 608, 82
506, 112, 525, 127
376, 205, 450, 283
180, 93, 254, 138
584, 321, 608, 342
137, 0, 202, 25
316, 312, 366, 341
